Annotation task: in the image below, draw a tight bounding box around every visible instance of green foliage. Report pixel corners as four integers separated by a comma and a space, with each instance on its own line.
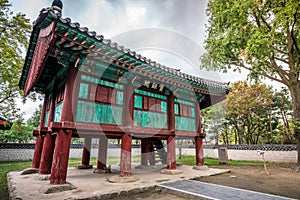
0, 104, 42, 143
177, 155, 266, 167
0, 120, 34, 143
202, 0, 300, 154
202, 0, 300, 85
202, 102, 227, 144
226, 82, 274, 144
26, 104, 42, 128
272, 88, 295, 143
0, 160, 32, 199
0, 0, 31, 121
203, 82, 294, 145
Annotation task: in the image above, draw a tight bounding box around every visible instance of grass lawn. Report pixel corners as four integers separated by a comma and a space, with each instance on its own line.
0, 156, 278, 199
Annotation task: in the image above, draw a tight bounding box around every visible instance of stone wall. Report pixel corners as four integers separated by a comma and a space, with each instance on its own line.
0, 143, 297, 163
181, 148, 297, 163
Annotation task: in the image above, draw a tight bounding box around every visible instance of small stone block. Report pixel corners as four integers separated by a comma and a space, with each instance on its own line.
39, 182, 76, 194
193, 165, 209, 170
93, 168, 107, 174
160, 169, 183, 175
135, 165, 157, 169
77, 165, 93, 169
155, 179, 170, 183
20, 168, 39, 175
35, 174, 51, 181
106, 175, 139, 183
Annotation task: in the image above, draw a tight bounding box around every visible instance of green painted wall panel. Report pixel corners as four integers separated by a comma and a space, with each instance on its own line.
174, 104, 179, 115
113, 107, 123, 125
135, 89, 167, 100
134, 95, 143, 108
81, 75, 123, 89
100, 104, 107, 124
76, 101, 123, 125
174, 98, 195, 107
161, 101, 167, 112
54, 103, 63, 122
116, 91, 124, 105
175, 116, 196, 131
44, 112, 49, 127
79, 83, 89, 98
134, 110, 167, 129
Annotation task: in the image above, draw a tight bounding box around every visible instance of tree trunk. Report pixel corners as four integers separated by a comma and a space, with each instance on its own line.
289, 83, 300, 171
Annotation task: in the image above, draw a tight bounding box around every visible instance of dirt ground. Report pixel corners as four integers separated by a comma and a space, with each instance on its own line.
198, 164, 300, 199
104, 164, 300, 200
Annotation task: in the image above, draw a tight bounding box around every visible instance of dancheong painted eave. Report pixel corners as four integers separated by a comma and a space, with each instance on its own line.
19, 4, 230, 109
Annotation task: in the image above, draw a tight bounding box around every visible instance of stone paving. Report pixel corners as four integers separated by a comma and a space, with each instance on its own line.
7, 164, 230, 200
159, 180, 296, 200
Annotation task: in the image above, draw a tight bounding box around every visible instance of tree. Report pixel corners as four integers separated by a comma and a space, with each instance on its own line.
202, 102, 227, 145
0, 120, 33, 143
0, 0, 31, 121
225, 82, 274, 144
26, 104, 42, 129
202, 0, 300, 169
272, 88, 294, 143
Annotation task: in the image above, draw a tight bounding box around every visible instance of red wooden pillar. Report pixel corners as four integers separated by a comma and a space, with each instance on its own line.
32, 93, 49, 169
79, 137, 92, 168
195, 103, 204, 166
50, 129, 72, 184
167, 135, 176, 170
168, 92, 175, 132
120, 133, 132, 176
32, 134, 44, 168
39, 133, 55, 174
39, 83, 57, 174
97, 136, 108, 169
195, 102, 202, 134
119, 81, 134, 176
195, 136, 204, 166
50, 64, 77, 184
123, 80, 134, 127
141, 138, 149, 166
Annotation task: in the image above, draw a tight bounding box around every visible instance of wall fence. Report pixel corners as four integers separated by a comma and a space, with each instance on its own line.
0, 143, 297, 163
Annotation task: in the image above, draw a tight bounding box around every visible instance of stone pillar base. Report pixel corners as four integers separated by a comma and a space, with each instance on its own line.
193, 165, 209, 170
20, 168, 39, 175
106, 175, 139, 183
39, 182, 76, 194
77, 165, 93, 169
160, 169, 183, 175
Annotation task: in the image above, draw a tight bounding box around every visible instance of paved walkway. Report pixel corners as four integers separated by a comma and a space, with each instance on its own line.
159, 180, 296, 200
8, 165, 230, 200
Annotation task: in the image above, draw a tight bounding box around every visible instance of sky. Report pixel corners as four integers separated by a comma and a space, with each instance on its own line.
10, 0, 251, 120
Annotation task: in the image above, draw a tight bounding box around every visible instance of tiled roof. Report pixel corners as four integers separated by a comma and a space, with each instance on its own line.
19, 5, 230, 98
57, 16, 229, 90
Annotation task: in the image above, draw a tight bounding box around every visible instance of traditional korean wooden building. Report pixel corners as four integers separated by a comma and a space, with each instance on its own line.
19, 1, 229, 185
